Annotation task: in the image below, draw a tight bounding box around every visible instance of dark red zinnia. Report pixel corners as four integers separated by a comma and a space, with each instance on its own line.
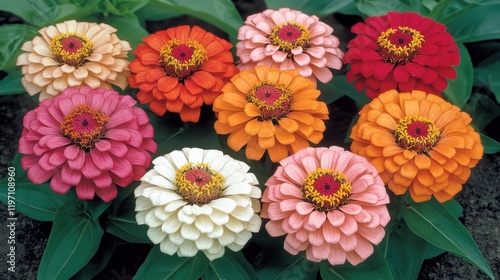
343, 12, 460, 99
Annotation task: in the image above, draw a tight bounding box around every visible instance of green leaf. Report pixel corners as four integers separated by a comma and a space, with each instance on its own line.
324, 246, 393, 280
380, 220, 427, 280
478, 132, 500, 154
256, 253, 318, 280
0, 153, 67, 221
465, 94, 500, 131
302, 0, 360, 17
0, 0, 100, 27
403, 198, 495, 279
105, 15, 149, 51
134, 246, 209, 279
106, 192, 150, 243
0, 71, 25, 95
327, 75, 371, 109
38, 200, 104, 280
0, 24, 39, 72
474, 51, 500, 104
442, 43, 473, 108
73, 233, 119, 280
429, 0, 476, 24
148, 0, 243, 44
446, 4, 500, 42
355, 0, 411, 16
202, 251, 259, 280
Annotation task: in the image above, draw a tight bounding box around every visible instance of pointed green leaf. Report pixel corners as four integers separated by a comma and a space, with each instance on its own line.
256, 253, 318, 280
324, 246, 393, 280
0, 153, 67, 221
0, 71, 25, 95
355, 0, 411, 16
106, 192, 150, 243
441, 43, 472, 108
446, 4, 500, 42
478, 132, 500, 154
203, 251, 260, 280
73, 233, 119, 280
0, 24, 39, 73
134, 246, 209, 279
403, 198, 494, 279
38, 201, 104, 280
148, 0, 243, 44
474, 51, 500, 104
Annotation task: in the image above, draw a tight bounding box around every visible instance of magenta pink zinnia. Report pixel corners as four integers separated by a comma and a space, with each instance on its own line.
18, 86, 157, 202
261, 146, 390, 266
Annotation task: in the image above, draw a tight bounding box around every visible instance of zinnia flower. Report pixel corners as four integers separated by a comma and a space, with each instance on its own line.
213, 65, 329, 162
16, 20, 131, 101
343, 12, 460, 98
134, 148, 262, 260
261, 146, 390, 266
236, 8, 344, 83
350, 90, 483, 202
128, 25, 239, 122
18, 86, 157, 202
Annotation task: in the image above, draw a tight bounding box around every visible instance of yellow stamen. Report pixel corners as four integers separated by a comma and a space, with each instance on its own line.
302, 168, 352, 211
50, 33, 93, 67
394, 115, 440, 154
175, 162, 224, 205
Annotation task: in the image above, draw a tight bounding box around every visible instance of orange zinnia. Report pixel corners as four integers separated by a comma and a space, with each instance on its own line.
213, 65, 329, 162
128, 25, 239, 122
350, 90, 483, 203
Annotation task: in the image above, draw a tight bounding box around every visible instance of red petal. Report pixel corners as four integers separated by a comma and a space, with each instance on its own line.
393, 66, 409, 83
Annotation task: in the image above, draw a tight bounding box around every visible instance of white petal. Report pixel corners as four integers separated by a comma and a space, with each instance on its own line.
205, 242, 224, 260
154, 163, 176, 183
208, 155, 230, 172
195, 234, 214, 250
135, 211, 147, 225
225, 217, 244, 233
227, 242, 244, 252
218, 229, 235, 246
164, 200, 188, 212
209, 198, 237, 213
207, 225, 224, 238
233, 230, 252, 246
247, 214, 262, 232
226, 195, 250, 207
147, 227, 166, 244
230, 206, 255, 222
181, 223, 201, 241
191, 204, 213, 216
203, 150, 224, 166
149, 175, 176, 190
168, 150, 189, 169
186, 147, 204, 163
249, 186, 262, 199
160, 239, 178, 256
154, 207, 169, 221
209, 209, 229, 226
150, 191, 183, 206
178, 209, 195, 224
161, 214, 183, 234
135, 196, 153, 211
223, 172, 246, 186
168, 231, 185, 245
194, 215, 215, 233
145, 210, 162, 227
178, 240, 198, 257
223, 183, 252, 196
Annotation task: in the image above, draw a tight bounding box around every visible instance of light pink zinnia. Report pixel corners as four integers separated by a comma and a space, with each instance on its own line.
18, 86, 157, 202
261, 146, 390, 266
236, 8, 344, 83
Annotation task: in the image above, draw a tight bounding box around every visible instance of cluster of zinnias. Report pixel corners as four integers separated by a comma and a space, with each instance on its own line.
261, 146, 390, 265
17, 20, 131, 101
134, 148, 262, 260
350, 90, 483, 202
18, 87, 157, 202
344, 12, 460, 98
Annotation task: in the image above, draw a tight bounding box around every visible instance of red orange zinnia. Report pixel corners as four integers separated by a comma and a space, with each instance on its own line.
350, 90, 483, 202
261, 146, 390, 265
128, 25, 239, 122
344, 12, 460, 98
18, 86, 157, 202
213, 65, 329, 162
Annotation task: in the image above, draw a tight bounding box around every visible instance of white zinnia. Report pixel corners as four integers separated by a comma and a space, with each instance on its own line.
135, 148, 262, 260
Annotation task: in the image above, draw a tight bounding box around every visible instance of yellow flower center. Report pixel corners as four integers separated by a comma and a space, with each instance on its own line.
377, 26, 424, 64
302, 168, 352, 212
394, 115, 440, 154
247, 82, 293, 123
160, 38, 208, 81
50, 33, 93, 67
175, 162, 224, 205
269, 22, 310, 55
60, 104, 109, 149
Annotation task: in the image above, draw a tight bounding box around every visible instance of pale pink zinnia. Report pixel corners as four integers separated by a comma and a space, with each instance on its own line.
261, 146, 390, 266
236, 8, 344, 83
18, 86, 157, 202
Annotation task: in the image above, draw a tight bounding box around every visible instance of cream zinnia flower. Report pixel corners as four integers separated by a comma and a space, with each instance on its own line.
135, 148, 262, 260
16, 20, 131, 101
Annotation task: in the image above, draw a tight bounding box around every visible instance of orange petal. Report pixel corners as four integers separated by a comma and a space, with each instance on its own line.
222, 92, 248, 108
275, 125, 295, 144
245, 136, 266, 160
289, 136, 309, 153
184, 78, 204, 95
409, 187, 431, 203
412, 181, 433, 196
166, 98, 183, 112
179, 106, 201, 122
244, 103, 262, 117
307, 131, 323, 144
375, 113, 397, 130
258, 120, 276, 138
433, 190, 453, 203
227, 111, 252, 127
414, 154, 431, 169
416, 169, 434, 187
287, 111, 313, 125
149, 99, 167, 116
227, 128, 251, 151
400, 161, 418, 179
444, 179, 462, 196
191, 71, 216, 89
388, 180, 408, 195
245, 119, 262, 136
432, 144, 456, 159
268, 142, 288, 162
157, 76, 178, 93
278, 118, 299, 133
371, 133, 397, 148
266, 68, 280, 84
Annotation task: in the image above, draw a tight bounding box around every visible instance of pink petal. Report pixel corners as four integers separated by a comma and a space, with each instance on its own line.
308, 230, 324, 246
283, 164, 307, 185
339, 204, 362, 215
90, 149, 113, 170
307, 211, 326, 229
339, 215, 358, 236
265, 220, 286, 237
268, 203, 289, 220
322, 222, 340, 244
95, 185, 117, 202
300, 155, 318, 173
279, 183, 303, 198
61, 165, 82, 185
279, 199, 300, 212
68, 149, 85, 170
48, 148, 66, 166
296, 201, 314, 215
124, 148, 147, 166
81, 153, 101, 179
328, 244, 347, 265
27, 164, 53, 184
108, 141, 128, 157
94, 140, 111, 152
63, 145, 80, 160
75, 179, 95, 200
338, 233, 357, 251
92, 172, 112, 188
106, 109, 134, 128
311, 244, 330, 260
105, 129, 131, 141
288, 212, 306, 230
50, 172, 71, 194
327, 210, 345, 227
346, 250, 365, 266
110, 158, 133, 178
357, 225, 386, 244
